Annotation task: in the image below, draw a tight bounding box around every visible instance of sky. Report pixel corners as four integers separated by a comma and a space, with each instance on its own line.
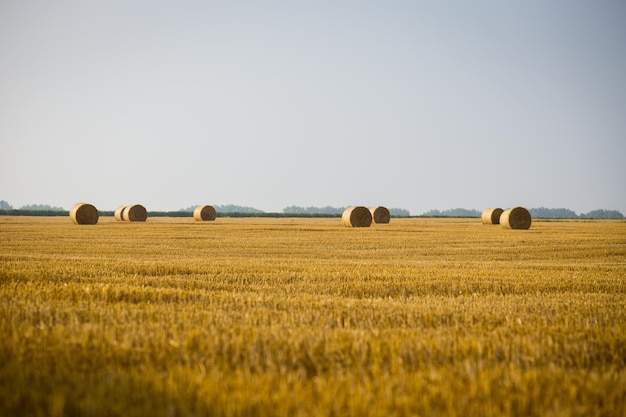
1, 1, 625, 215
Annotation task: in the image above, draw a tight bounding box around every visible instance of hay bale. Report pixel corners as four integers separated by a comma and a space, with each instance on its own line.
122, 204, 148, 222
194, 205, 217, 221
500, 207, 532, 230
121, 206, 130, 221
481, 208, 504, 225
69, 202, 99, 225
342, 206, 372, 227
114, 205, 127, 221
370, 206, 390, 224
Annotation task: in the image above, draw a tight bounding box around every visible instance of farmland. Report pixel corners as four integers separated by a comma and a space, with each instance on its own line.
1, 216, 625, 416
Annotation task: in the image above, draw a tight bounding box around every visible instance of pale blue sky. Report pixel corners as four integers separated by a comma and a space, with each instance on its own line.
1, 1, 625, 214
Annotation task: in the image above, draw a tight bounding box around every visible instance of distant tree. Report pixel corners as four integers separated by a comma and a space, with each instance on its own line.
529, 207, 578, 219
216, 204, 264, 213
0, 200, 12, 209
283, 206, 411, 216
178, 204, 263, 213
283, 206, 345, 215
283, 205, 305, 214
420, 208, 480, 217
579, 209, 624, 219
19, 203, 65, 211
389, 208, 410, 216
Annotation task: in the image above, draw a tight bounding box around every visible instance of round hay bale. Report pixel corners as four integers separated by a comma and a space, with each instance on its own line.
114, 205, 127, 221
370, 206, 390, 224
500, 207, 532, 230
122, 204, 148, 222
342, 206, 372, 227
121, 206, 130, 221
194, 205, 217, 221
69, 202, 99, 225
481, 208, 504, 225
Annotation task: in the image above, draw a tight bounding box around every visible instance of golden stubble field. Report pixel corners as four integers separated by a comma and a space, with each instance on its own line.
1, 216, 625, 417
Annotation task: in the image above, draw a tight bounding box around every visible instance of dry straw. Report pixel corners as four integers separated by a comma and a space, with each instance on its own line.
500, 206, 532, 230
114, 206, 126, 221
370, 206, 391, 224
122, 204, 148, 222
194, 205, 217, 221
69, 202, 99, 225
342, 206, 372, 227
481, 208, 504, 225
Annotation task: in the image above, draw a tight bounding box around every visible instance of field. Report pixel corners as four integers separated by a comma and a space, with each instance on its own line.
1, 216, 625, 416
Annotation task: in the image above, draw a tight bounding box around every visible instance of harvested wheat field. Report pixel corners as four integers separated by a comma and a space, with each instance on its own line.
0, 216, 625, 417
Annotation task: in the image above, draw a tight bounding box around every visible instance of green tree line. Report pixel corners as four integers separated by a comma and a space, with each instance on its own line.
0, 201, 65, 211
178, 204, 263, 213
420, 207, 624, 219
283, 206, 411, 216
1, 200, 624, 219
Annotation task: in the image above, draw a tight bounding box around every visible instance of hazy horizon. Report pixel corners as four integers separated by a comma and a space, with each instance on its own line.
2, 1, 625, 215
2, 200, 623, 218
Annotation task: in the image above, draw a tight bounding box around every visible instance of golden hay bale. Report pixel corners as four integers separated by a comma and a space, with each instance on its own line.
500, 207, 532, 230
194, 205, 217, 221
114, 205, 127, 221
122, 204, 148, 222
69, 202, 99, 225
481, 208, 504, 225
370, 206, 391, 224
342, 206, 372, 227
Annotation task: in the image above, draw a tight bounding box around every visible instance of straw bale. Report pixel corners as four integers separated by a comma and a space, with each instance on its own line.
69, 202, 99, 225
194, 205, 217, 221
481, 208, 504, 225
342, 206, 372, 227
122, 204, 148, 222
500, 207, 532, 230
370, 206, 391, 224
114, 206, 126, 221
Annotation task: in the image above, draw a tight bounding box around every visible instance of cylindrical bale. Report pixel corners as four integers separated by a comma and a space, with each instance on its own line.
500, 207, 532, 230
69, 202, 99, 225
194, 205, 217, 221
481, 208, 504, 225
370, 206, 391, 224
122, 204, 148, 222
342, 206, 372, 227
114, 205, 127, 221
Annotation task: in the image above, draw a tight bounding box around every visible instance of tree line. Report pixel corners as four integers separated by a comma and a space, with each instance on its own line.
420, 207, 624, 219
178, 204, 264, 213
530, 207, 624, 219
0, 201, 65, 211
1, 200, 624, 219
282, 206, 411, 216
